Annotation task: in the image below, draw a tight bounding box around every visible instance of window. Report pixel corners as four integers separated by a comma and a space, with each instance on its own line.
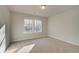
24, 19, 42, 33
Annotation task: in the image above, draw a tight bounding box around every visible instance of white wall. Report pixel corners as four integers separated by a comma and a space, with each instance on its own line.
48, 7, 79, 45
0, 6, 10, 52
11, 12, 48, 42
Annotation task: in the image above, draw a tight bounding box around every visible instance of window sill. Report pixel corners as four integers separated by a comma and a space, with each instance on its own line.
24, 32, 42, 34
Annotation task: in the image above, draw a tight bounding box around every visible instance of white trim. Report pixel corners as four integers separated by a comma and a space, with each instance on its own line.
48, 35, 79, 46
23, 31, 42, 34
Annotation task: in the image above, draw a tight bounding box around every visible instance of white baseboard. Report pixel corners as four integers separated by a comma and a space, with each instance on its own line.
11, 36, 48, 43
48, 35, 79, 46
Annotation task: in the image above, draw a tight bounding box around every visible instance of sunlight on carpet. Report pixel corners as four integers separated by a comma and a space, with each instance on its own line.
17, 44, 35, 53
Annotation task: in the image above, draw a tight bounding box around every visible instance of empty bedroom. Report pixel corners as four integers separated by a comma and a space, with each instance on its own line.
0, 5, 79, 53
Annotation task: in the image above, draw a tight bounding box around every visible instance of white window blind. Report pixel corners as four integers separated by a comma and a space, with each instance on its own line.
24, 19, 42, 33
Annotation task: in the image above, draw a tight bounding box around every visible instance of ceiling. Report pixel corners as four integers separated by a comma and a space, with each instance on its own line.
8, 5, 78, 17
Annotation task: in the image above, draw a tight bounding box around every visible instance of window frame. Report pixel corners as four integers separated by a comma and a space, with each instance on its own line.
24, 19, 42, 33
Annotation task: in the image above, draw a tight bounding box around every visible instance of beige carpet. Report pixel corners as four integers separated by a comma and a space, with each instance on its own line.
6, 37, 79, 53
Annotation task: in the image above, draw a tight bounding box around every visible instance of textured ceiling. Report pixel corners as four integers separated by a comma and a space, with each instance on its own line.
8, 5, 78, 17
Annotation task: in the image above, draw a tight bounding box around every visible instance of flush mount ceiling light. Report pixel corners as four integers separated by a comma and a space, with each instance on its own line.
41, 5, 46, 10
